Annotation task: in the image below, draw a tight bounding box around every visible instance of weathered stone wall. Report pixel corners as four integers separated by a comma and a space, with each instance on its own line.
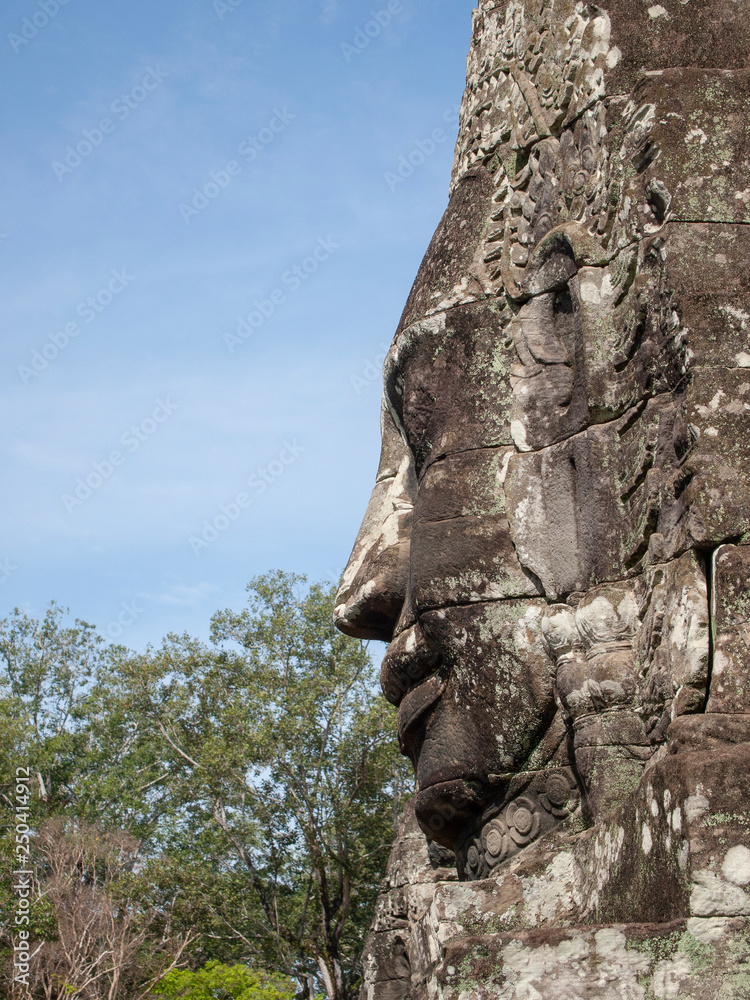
338, 1, 750, 996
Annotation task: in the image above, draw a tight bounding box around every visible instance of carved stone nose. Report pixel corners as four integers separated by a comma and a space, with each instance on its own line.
334, 401, 416, 643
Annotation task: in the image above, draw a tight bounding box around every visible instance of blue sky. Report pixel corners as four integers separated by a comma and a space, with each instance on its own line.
0, 0, 476, 649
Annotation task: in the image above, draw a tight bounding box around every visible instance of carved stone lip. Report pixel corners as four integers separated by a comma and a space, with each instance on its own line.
397, 674, 446, 741
414, 774, 487, 796
380, 640, 442, 706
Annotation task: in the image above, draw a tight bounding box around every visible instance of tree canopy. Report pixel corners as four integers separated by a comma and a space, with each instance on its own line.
0, 573, 409, 1000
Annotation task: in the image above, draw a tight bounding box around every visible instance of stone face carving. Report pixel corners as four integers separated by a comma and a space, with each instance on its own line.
335, 0, 750, 995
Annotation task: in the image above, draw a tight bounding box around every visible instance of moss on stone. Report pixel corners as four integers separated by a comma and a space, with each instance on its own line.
678, 929, 716, 973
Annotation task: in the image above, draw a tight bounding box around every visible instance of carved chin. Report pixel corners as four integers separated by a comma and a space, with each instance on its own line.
415, 763, 583, 873
395, 679, 496, 849
396, 677, 550, 851
413, 779, 493, 852
398, 691, 500, 837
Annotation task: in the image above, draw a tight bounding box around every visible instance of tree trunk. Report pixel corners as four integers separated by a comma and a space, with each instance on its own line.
316, 957, 335, 1000
316, 954, 346, 1000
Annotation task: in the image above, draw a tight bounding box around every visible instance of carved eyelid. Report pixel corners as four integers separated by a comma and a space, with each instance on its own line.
382, 343, 404, 420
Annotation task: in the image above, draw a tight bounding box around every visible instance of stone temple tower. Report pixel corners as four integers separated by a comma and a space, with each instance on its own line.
336, 0, 750, 996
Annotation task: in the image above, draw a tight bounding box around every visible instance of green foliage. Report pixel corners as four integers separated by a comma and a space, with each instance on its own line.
0, 603, 104, 818
0, 574, 409, 1000
128, 571, 408, 994
153, 961, 296, 1000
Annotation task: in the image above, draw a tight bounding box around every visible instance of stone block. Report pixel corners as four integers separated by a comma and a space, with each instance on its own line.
577, 242, 687, 426
414, 448, 511, 522
411, 514, 542, 612
431, 917, 750, 1000
505, 394, 685, 596
604, 0, 750, 94
396, 167, 495, 336
360, 930, 410, 985
636, 550, 711, 721
387, 302, 516, 478
707, 544, 750, 713
668, 714, 750, 754
679, 369, 750, 547
612, 69, 750, 228
662, 223, 750, 369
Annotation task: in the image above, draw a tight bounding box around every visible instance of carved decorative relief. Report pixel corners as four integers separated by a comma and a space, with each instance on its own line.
457, 768, 581, 880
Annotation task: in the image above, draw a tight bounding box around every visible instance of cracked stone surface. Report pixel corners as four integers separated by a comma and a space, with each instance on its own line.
335, 0, 750, 996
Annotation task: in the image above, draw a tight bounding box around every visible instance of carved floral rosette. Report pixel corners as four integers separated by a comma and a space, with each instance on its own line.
457, 767, 580, 881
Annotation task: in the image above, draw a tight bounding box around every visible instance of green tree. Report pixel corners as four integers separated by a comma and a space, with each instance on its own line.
134, 572, 408, 1000
152, 961, 295, 1000
0, 575, 409, 1000
0, 604, 104, 817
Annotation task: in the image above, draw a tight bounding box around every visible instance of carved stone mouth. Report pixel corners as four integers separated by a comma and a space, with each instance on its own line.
380, 624, 442, 706
397, 674, 446, 741
414, 774, 488, 795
